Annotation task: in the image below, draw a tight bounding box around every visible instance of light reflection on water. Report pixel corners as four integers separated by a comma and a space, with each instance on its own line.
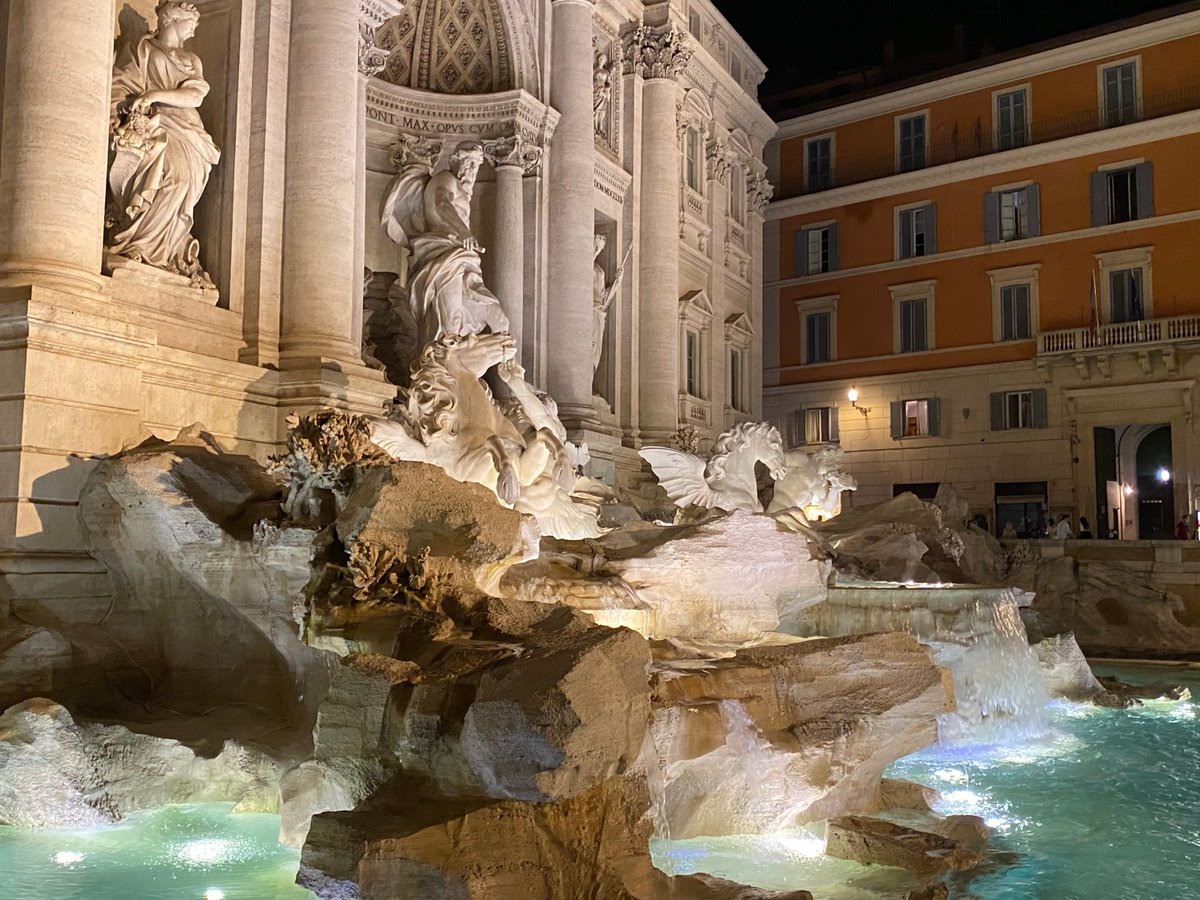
654, 664, 1200, 900
0, 803, 312, 900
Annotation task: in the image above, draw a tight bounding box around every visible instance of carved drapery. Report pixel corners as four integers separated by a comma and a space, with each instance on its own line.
622, 24, 692, 82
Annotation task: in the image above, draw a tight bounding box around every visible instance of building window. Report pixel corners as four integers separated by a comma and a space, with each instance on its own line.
897, 204, 935, 259
804, 312, 831, 364
687, 7, 701, 35
898, 298, 928, 353
729, 166, 746, 225
897, 113, 927, 172
1109, 267, 1146, 323
889, 398, 941, 439
730, 54, 743, 84
685, 329, 700, 397
1096, 248, 1152, 325
1091, 163, 1153, 226
728, 348, 745, 411
806, 136, 833, 192
791, 406, 838, 446
1101, 60, 1138, 128
1000, 284, 1032, 341
794, 223, 839, 276
985, 185, 1040, 243
990, 389, 1047, 431
995, 88, 1029, 150
684, 127, 701, 192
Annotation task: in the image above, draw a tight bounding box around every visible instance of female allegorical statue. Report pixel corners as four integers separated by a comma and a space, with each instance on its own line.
108, 1, 220, 289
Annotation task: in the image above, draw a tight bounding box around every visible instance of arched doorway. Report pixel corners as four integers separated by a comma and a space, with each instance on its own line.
1135, 425, 1174, 539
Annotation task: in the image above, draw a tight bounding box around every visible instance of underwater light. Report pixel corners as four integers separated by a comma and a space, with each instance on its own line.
53, 851, 84, 866
773, 835, 826, 858
204, 891, 225, 900
180, 839, 229, 865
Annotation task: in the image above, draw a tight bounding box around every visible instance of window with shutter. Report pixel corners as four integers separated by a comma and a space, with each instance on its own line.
1109, 268, 1145, 323
804, 312, 831, 364
1101, 62, 1138, 127
898, 205, 933, 259
806, 138, 832, 192
892, 398, 936, 438
995, 89, 1029, 150
899, 298, 928, 353
1000, 284, 1031, 340
898, 114, 927, 172
1106, 167, 1138, 224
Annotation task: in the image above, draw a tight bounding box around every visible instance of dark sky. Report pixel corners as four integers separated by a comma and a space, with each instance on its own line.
711, 0, 1190, 99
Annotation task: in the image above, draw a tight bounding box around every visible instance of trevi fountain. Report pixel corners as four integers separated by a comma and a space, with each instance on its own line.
2, 2, 1200, 899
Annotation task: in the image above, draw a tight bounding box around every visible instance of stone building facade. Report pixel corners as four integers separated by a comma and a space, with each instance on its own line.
0, 0, 772, 601
763, 6, 1200, 540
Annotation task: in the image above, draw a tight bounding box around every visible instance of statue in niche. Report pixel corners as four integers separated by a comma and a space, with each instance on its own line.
107, 1, 220, 289
380, 141, 510, 352
591, 234, 628, 375
593, 46, 614, 142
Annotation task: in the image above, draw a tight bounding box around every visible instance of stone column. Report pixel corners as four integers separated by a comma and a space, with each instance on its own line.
279, 0, 361, 363
0, 0, 113, 292
626, 25, 693, 445
546, 0, 597, 423
484, 136, 543, 357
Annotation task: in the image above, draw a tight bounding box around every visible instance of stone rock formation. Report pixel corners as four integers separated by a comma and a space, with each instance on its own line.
1033, 632, 1106, 701
824, 815, 985, 876
0, 699, 278, 828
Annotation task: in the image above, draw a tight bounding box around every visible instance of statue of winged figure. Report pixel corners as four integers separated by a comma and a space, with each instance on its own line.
639, 422, 787, 514
380, 141, 510, 353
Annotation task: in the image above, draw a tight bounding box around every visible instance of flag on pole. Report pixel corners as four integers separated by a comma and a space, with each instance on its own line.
1088, 270, 1100, 340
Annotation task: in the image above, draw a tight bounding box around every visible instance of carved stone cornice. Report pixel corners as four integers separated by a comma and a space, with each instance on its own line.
366, 84, 560, 149
389, 133, 442, 170
482, 135, 544, 174
622, 25, 693, 82
747, 174, 774, 216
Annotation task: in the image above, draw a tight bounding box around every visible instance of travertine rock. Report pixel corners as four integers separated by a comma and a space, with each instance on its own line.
70, 430, 328, 760
504, 511, 828, 643
1033, 632, 1106, 701
0, 699, 278, 828
825, 815, 984, 875
871, 778, 942, 813
649, 633, 952, 838
302, 774, 812, 900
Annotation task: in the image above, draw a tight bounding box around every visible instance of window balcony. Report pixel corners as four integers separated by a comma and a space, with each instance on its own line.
679, 393, 712, 429
1038, 314, 1200, 356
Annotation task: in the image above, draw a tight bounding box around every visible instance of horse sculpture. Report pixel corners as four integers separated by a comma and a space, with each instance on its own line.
371, 332, 600, 540
639, 421, 788, 513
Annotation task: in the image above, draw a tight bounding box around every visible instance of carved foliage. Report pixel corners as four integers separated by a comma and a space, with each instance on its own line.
747, 174, 774, 215
622, 25, 692, 82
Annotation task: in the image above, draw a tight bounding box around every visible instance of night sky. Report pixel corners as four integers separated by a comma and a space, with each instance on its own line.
711, 0, 1191, 101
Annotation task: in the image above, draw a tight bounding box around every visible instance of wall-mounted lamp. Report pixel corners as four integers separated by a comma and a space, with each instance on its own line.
1158, 467, 1172, 484
848, 386, 871, 418
1123, 483, 1135, 497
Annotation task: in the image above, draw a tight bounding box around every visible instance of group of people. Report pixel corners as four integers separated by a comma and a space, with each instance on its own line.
1001, 513, 1197, 541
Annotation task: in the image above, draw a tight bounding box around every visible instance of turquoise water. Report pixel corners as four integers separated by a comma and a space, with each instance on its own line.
0, 803, 312, 900
655, 663, 1200, 899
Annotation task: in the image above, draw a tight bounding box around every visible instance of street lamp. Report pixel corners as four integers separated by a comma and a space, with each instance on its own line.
1157, 467, 1172, 484
848, 386, 870, 418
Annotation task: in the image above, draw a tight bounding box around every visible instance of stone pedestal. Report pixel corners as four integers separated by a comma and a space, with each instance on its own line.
546, 0, 598, 426
0, 0, 112, 293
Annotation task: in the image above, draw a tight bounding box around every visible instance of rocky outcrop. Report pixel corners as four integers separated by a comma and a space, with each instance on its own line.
302, 774, 812, 900
0, 698, 278, 828
1033, 632, 1106, 701
503, 511, 828, 644
648, 633, 953, 838
824, 815, 984, 876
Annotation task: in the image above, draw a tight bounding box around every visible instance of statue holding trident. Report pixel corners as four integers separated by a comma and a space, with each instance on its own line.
592, 235, 631, 374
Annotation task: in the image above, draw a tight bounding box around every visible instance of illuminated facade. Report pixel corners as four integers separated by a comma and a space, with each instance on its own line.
763, 6, 1200, 539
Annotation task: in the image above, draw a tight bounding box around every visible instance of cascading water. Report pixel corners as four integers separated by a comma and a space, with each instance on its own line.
793, 585, 1053, 747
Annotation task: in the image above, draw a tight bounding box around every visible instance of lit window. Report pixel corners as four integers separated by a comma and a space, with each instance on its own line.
803, 407, 836, 444
890, 397, 940, 439
990, 389, 1047, 430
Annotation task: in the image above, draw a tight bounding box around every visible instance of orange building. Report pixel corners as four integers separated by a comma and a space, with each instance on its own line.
763, 4, 1200, 540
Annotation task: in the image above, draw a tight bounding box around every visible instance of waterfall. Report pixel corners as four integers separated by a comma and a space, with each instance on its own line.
798, 586, 1053, 747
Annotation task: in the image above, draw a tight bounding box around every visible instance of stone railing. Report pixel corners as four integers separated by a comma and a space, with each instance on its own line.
728, 220, 746, 248
678, 393, 711, 428
1038, 314, 1200, 355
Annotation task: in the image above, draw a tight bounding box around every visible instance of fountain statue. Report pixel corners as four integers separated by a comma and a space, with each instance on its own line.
592, 234, 629, 375
107, 1, 220, 290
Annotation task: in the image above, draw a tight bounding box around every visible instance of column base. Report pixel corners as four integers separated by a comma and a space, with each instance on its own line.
275, 356, 398, 428
0, 263, 104, 296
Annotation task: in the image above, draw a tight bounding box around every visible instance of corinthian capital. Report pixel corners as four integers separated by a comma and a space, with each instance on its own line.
359, 21, 388, 77
482, 135, 544, 174
706, 141, 736, 185
622, 25, 693, 81
747, 174, 774, 216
